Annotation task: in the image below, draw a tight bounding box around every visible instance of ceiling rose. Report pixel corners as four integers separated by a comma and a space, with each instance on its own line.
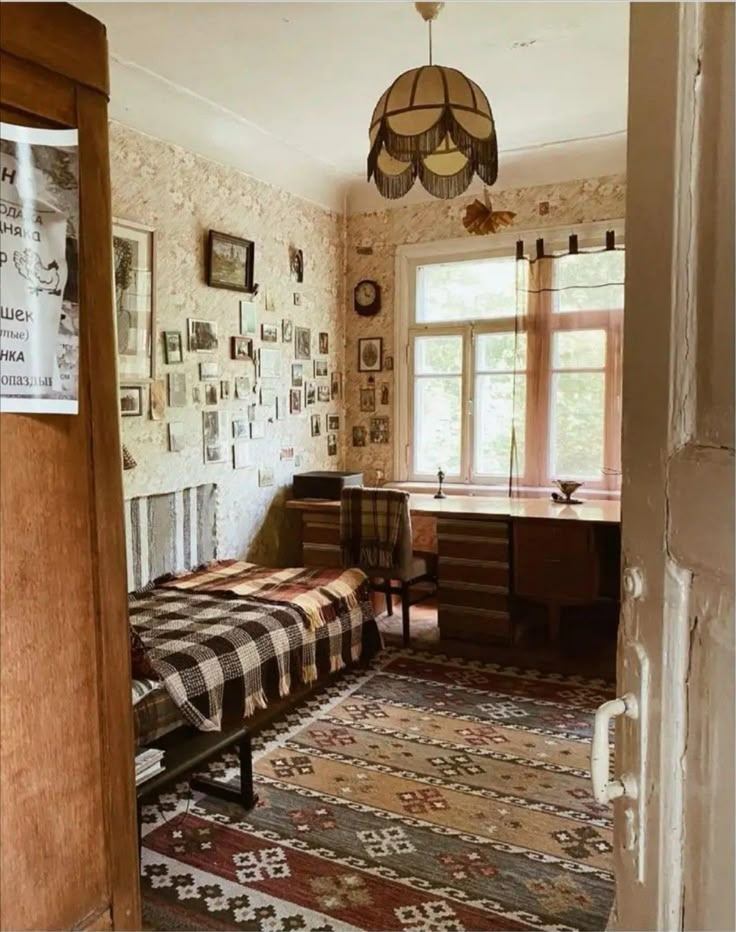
367, 2, 498, 200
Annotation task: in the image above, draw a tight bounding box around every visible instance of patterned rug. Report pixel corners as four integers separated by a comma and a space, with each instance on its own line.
140, 651, 615, 931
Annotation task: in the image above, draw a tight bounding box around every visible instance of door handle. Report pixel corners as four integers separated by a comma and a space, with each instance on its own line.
591, 693, 639, 804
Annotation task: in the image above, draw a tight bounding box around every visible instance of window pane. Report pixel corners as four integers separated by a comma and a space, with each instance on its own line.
414, 334, 462, 375
414, 377, 462, 475
553, 251, 625, 313
476, 332, 527, 372
549, 372, 605, 479
552, 330, 606, 369
417, 257, 524, 323
474, 374, 526, 477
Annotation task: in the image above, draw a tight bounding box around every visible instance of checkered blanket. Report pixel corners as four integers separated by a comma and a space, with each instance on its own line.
160, 560, 367, 632
340, 487, 408, 570
129, 585, 375, 731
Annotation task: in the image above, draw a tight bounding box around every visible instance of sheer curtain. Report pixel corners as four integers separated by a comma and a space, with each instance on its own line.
507, 239, 625, 495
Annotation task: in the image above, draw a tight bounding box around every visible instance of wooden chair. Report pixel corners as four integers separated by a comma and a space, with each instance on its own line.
340, 488, 436, 648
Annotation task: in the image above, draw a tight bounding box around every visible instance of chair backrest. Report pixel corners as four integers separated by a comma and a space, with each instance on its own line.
339, 486, 413, 574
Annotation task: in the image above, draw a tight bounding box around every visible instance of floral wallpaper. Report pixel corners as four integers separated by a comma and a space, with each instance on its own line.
343, 174, 627, 484
110, 123, 346, 564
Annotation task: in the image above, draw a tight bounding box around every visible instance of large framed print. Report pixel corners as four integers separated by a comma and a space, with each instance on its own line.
113, 218, 155, 382
0, 123, 80, 414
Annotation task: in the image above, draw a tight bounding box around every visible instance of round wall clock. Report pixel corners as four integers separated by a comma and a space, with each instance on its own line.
354, 279, 381, 316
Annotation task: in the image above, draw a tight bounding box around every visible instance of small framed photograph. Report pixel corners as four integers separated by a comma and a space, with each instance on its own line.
240, 300, 257, 336
232, 336, 253, 360
264, 288, 276, 313
232, 417, 249, 439
207, 230, 255, 293
370, 416, 390, 444
311, 414, 321, 437
293, 292, 302, 306
200, 361, 220, 380
167, 371, 187, 407
260, 387, 277, 407
202, 410, 228, 463
380, 382, 390, 405
204, 383, 219, 405
188, 318, 219, 353
259, 347, 282, 379
280, 447, 294, 460
234, 376, 250, 400
150, 379, 165, 420
168, 421, 184, 452
327, 433, 337, 456
317, 384, 330, 403
305, 382, 316, 406
220, 379, 230, 400
276, 396, 287, 420
261, 323, 278, 343
290, 247, 304, 283
352, 425, 366, 447
250, 421, 266, 439
360, 387, 376, 412
331, 371, 341, 400
384, 354, 394, 371
358, 337, 383, 372
327, 414, 340, 431
318, 332, 329, 354
120, 385, 143, 417
282, 319, 293, 342
233, 442, 251, 469
163, 331, 183, 364
259, 467, 274, 487
289, 388, 302, 414
192, 385, 202, 404
291, 363, 304, 388
313, 359, 328, 378
294, 326, 311, 360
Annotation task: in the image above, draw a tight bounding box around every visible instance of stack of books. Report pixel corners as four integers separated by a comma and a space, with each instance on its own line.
135, 747, 164, 786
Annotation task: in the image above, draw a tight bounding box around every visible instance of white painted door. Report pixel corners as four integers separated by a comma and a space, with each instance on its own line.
604, 3, 735, 930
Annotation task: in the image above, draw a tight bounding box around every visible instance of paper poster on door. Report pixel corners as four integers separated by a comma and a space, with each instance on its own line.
0, 123, 80, 414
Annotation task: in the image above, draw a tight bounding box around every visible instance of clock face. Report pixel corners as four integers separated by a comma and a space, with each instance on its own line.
355, 281, 377, 306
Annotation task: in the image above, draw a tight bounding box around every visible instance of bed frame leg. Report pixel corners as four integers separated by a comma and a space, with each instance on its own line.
240, 733, 257, 808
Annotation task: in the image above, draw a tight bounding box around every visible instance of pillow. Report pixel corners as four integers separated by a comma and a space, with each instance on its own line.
130, 626, 158, 680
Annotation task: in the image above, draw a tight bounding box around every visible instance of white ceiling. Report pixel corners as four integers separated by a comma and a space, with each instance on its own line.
77, 1, 630, 213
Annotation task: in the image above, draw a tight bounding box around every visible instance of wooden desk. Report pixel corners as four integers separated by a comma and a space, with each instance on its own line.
287, 496, 621, 645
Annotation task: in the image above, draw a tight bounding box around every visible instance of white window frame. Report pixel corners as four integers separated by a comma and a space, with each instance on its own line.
393, 220, 625, 489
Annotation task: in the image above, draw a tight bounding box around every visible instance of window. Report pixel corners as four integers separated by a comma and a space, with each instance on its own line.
400, 236, 624, 490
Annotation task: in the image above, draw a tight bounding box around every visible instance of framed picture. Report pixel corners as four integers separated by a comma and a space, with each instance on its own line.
293, 292, 302, 306
260, 387, 277, 407
204, 383, 219, 405
291, 363, 304, 388
352, 425, 367, 447
250, 421, 266, 439
294, 326, 311, 360
317, 384, 330, 402
168, 421, 184, 452
358, 337, 383, 372
327, 433, 337, 456
360, 387, 376, 412
200, 361, 220, 380
258, 467, 274, 487
384, 354, 394, 371
163, 330, 183, 364
290, 247, 304, 283
240, 299, 257, 336
380, 382, 390, 405
113, 220, 155, 382
120, 385, 143, 417
220, 379, 230, 400
327, 414, 340, 431
259, 347, 282, 379
232, 336, 253, 360
276, 396, 287, 420
311, 414, 321, 437
289, 389, 302, 414
233, 442, 251, 469
234, 376, 250, 400
232, 417, 249, 439
331, 371, 341, 400
282, 319, 293, 342
188, 318, 218, 353
202, 410, 228, 464
305, 382, 316, 406
167, 371, 187, 407
370, 416, 390, 444
261, 323, 278, 343
264, 288, 276, 312
192, 386, 202, 404
313, 359, 328, 378
207, 230, 254, 293
318, 332, 329, 354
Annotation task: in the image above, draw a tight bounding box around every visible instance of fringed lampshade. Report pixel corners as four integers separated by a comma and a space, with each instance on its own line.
367, 3, 498, 200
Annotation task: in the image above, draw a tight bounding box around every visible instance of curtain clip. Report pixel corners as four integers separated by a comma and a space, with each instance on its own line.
515, 240, 524, 261
536, 238, 545, 259
569, 234, 579, 255
606, 230, 616, 250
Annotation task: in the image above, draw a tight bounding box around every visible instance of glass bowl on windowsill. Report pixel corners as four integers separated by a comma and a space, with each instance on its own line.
551, 480, 584, 504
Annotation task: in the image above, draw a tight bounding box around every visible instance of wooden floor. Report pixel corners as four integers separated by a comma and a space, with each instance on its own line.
376, 598, 617, 681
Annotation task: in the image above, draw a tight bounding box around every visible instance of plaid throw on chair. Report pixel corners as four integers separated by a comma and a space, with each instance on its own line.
340, 487, 408, 570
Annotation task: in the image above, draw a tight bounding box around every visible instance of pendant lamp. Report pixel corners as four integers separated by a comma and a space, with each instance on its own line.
367, 2, 498, 200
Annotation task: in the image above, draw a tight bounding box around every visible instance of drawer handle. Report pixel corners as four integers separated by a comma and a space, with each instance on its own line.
543, 557, 562, 563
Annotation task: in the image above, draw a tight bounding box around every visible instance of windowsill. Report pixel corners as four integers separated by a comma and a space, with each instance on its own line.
387, 481, 621, 501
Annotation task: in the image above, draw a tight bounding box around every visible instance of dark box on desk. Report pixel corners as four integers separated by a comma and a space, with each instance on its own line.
293, 470, 363, 500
